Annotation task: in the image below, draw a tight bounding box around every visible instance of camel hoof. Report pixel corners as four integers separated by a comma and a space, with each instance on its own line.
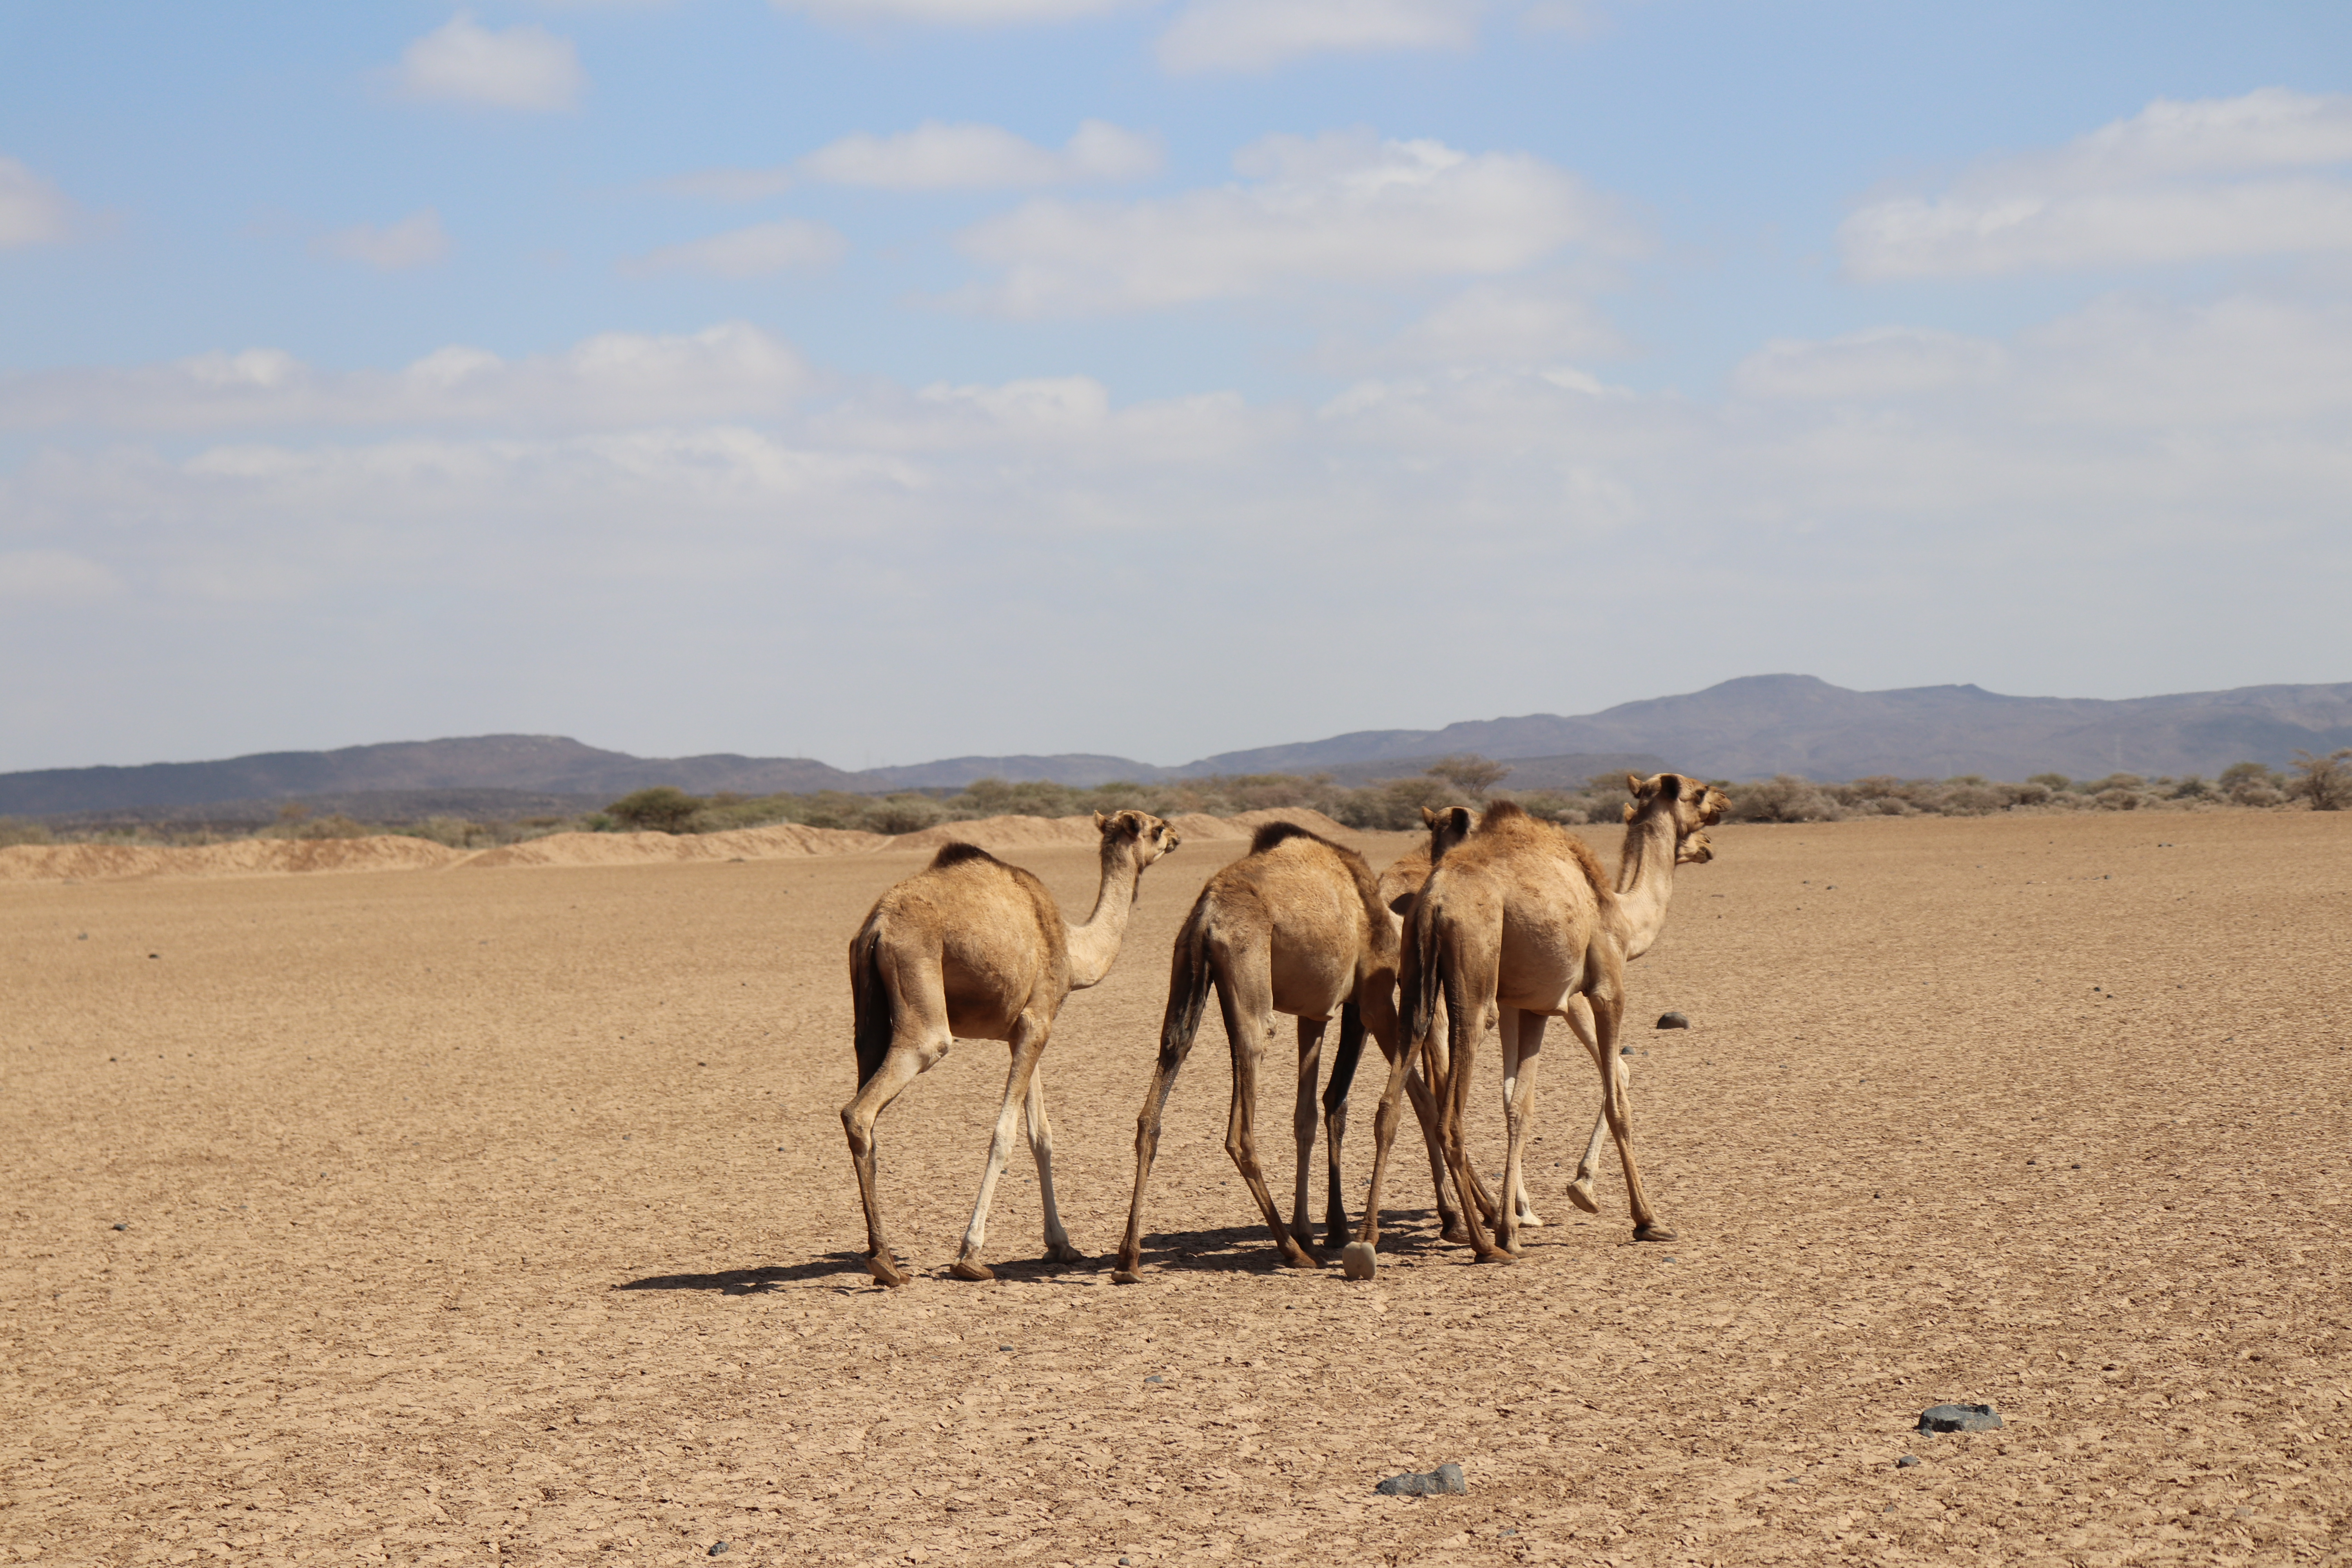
866, 1253, 910, 1288
1515, 1207, 1547, 1229
1110, 1268, 1143, 1286
1043, 1241, 1083, 1266
1633, 1223, 1678, 1243
1281, 1246, 1324, 1270
1565, 1180, 1600, 1215
1440, 1223, 1472, 1247
948, 1258, 995, 1282
1339, 1242, 1377, 1281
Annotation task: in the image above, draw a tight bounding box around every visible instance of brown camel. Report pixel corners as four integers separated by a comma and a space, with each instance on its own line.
842, 809, 1179, 1287
1109, 815, 1474, 1281
1354, 774, 1723, 1269
1528, 824, 1716, 1223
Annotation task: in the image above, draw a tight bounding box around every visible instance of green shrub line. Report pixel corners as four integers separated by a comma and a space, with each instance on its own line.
6, 749, 2343, 850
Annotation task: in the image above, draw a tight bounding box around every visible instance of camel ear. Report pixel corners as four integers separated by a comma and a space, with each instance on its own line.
1093, 811, 1109, 831
1622, 802, 1635, 822
1626, 773, 1645, 797
1421, 806, 1441, 828
1658, 773, 1683, 801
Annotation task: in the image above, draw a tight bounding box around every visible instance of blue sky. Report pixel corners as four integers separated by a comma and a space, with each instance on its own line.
3, 2, 2349, 771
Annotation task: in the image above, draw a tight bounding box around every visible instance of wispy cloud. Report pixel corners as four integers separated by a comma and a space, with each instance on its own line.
0, 155, 76, 249
802, 120, 1160, 189
312, 209, 451, 270
1156, 0, 1482, 72
395, 13, 586, 111
1842, 89, 2352, 279
956, 129, 1635, 313
622, 219, 847, 278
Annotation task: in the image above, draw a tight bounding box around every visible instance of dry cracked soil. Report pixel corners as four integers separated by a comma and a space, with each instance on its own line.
4, 811, 2348, 1566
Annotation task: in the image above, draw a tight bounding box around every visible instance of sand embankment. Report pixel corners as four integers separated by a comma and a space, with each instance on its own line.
0, 835, 468, 883
0, 806, 1366, 884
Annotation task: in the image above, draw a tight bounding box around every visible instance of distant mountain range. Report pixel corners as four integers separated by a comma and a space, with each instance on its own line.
5, 674, 2348, 820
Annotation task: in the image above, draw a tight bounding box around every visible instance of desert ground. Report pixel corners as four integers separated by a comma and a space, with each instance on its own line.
3, 810, 2347, 1566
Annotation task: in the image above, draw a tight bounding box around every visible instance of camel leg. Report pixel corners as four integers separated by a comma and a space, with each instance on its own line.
1500, 1005, 1546, 1229
1342, 989, 1421, 1271
1111, 982, 1209, 1284
1422, 997, 1499, 1229
1218, 963, 1319, 1270
1319, 1003, 1366, 1249
1436, 976, 1510, 1263
949, 1013, 1051, 1282
840, 990, 951, 1288
1022, 1067, 1081, 1266
1561, 996, 1611, 1215
1588, 967, 1674, 1242
1496, 1011, 1546, 1255
1290, 1015, 1326, 1248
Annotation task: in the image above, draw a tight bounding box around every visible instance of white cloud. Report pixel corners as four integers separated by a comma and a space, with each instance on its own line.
6, 291, 2349, 771
1346, 277, 1629, 369
0, 549, 118, 603
0, 323, 815, 432
956, 129, 1634, 313
622, 219, 848, 278
0, 156, 75, 249
774, 0, 1140, 22
396, 13, 586, 111
312, 209, 451, 270
1843, 88, 2352, 279
1733, 328, 2008, 401
801, 120, 1160, 189
1157, 0, 1482, 72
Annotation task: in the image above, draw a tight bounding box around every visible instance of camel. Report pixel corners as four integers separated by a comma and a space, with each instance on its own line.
842, 809, 1179, 1287
1349, 773, 1724, 1270
1110, 814, 1474, 1282
1343, 808, 1715, 1265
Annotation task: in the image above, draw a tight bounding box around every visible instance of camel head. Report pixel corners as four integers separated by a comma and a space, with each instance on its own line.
1624, 771, 1730, 842
1419, 803, 1476, 862
1677, 829, 1713, 866
1093, 808, 1180, 865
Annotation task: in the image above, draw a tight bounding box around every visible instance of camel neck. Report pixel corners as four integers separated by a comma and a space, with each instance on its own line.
1065, 837, 1143, 988
1613, 811, 1680, 958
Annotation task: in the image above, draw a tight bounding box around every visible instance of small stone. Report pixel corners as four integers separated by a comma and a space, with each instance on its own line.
1620, 1045, 1635, 1056
708, 1543, 729, 1557
998, 1345, 1013, 1352
1896, 1455, 1921, 1468
111, 1223, 128, 1231
1917, 1403, 2003, 1434
1656, 1012, 1690, 1029
1145, 1374, 1164, 1384
1375, 1462, 1466, 1497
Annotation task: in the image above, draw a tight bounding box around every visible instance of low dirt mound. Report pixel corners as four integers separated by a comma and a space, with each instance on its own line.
0, 835, 467, 883
461, 822, 887, 869
1223, 807, 1357, 839
884, 815, 1103, 854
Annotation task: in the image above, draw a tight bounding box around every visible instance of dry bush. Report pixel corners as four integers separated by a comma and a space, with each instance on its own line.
0, 817, 55, 847
605, 786, 704, 833
2290, 749, 2352, 811
1727, 775, 1844, 823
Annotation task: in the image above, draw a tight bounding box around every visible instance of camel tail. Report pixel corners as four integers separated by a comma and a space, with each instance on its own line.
1399, 891, 1444, 1051
850, 924, 893, 1089
1160, 895, 1214, 1059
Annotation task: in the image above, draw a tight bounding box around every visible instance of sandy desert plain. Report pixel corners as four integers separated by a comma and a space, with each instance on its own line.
2, 806, 2348, 1567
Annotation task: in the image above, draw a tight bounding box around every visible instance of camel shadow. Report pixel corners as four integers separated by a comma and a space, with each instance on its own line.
1115, 1207, 1457, 1276
613, 1252, 869, 1294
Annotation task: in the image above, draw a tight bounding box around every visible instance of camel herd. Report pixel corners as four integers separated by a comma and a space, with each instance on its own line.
840, 774, 1728, 1287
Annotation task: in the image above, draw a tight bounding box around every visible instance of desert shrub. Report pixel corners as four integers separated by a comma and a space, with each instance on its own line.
1425, 753, 1511, 795
1726, 775, 1843, 823
292, 813, 370, 840
2028, 773, 2071, 791
2170, 775, 2211, 800
2290, 748, 2352, 811
865, 793, 950, 834
2093, 788, 2141, 811
606, 786, 704, 833
0, 817, 54, 847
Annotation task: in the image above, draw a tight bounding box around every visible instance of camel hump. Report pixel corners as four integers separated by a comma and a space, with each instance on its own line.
1247, 820, 1329, 856
927, 841, 999, 871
